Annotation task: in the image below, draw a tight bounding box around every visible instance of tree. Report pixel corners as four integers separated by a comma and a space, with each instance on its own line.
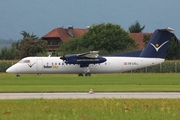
18, 37, 47, 58
59, 23, 138, 55
0, 46, 10, 59
20, 31, 38, 39
16, 31, 48, 58
0, 42, 18, 60
129, 21, 145, 33
165, 38, 180, 60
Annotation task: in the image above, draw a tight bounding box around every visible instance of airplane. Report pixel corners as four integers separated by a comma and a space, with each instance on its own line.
6, 27, 177, 77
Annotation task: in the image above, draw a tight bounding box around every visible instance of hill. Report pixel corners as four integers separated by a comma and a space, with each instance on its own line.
0, 38, 14, 50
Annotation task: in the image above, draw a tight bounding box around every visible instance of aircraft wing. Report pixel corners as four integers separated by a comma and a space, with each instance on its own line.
77, 51, 99, 58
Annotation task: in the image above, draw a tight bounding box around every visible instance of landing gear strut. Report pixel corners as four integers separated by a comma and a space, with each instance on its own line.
84, 67, 91, 77
78, 67, 91, 77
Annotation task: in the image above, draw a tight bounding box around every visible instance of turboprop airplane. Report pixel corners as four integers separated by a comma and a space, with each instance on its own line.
6, 27, 177, 76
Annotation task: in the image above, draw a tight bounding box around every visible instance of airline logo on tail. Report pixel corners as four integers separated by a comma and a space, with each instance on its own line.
150, 40, 169, 52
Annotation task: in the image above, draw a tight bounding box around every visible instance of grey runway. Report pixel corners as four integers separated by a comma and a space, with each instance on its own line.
0, 92, 180, 99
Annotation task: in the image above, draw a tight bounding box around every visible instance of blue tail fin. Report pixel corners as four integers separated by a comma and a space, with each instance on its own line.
140, 27, 176, 58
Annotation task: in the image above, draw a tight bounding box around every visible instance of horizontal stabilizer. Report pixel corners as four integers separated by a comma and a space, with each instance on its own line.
160, 27, 174, 32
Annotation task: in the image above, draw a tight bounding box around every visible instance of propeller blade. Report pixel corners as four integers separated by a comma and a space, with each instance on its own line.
60, 55, 66, 61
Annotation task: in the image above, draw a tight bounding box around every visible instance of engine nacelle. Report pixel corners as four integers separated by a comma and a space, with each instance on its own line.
60, 55, 107, 67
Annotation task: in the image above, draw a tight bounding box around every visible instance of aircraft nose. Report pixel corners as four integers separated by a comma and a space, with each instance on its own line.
6, 66, 17, 73
6, 67, 12, 73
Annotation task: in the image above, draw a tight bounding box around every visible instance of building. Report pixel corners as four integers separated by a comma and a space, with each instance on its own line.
129, 33, 151, 49
42, 26, 151, 53
42, 26, 87, 53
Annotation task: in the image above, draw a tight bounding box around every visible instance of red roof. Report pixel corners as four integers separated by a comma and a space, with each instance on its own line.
129, 33, 151, 49
42, 27, 87, 42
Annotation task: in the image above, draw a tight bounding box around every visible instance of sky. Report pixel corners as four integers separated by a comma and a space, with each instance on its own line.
0, 0, 180, 40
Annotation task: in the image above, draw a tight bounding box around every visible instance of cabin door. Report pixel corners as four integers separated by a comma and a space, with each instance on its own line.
37, 59, 43, 72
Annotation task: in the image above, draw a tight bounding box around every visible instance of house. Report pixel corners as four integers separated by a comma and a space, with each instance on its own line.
42, 26, 151, 53
129, 33, 151, 49
42, 26, 88, 53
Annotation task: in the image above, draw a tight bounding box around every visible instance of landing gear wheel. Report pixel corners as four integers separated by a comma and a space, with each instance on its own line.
16, 74, 20, 77
78, 73, 84, 76
85, 73, 91, 76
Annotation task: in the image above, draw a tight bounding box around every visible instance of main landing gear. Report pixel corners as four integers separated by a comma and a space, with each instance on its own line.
78, 73, 91, 77
85, 73, 91, 76
78, 73, 84, 76
78, 67, 91, 77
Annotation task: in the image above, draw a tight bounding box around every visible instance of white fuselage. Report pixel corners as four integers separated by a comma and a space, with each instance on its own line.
6, 56, 164, 74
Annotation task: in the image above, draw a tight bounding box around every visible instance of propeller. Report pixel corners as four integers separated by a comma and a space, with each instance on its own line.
60, 50, 67, 61
60, 51, 67, 61
60, 55, 66, 61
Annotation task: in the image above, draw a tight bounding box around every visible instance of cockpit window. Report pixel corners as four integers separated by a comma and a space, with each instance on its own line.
18, 60, 30, 63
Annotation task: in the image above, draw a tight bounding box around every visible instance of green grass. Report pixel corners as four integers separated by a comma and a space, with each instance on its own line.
0, 99, 180, 120
1, 73, 180, 92
1, 73, 180, 120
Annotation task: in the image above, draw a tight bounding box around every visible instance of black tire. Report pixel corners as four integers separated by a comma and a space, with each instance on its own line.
78, 73, 84, 76
85, 73, 91, 76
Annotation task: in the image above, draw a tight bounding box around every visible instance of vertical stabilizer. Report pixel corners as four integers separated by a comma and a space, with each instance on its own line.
140, 27, 175, 58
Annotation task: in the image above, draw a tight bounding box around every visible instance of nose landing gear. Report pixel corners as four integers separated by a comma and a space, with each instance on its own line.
16, 74, 20, 77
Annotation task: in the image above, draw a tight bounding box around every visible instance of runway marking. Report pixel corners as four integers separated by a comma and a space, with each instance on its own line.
0, 92, 180, 99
